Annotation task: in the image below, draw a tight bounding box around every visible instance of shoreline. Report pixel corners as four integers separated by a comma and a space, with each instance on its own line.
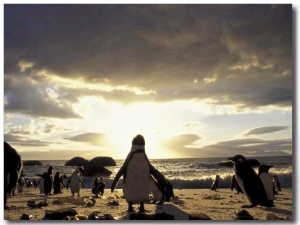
3, 188, 293, 221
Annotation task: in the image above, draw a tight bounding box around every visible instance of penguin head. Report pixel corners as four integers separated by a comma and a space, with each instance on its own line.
258, 165, 273, 174
75, 166, 84, 174
47, 166, 53, 174
132, 134, 145, 146
227, 155, 247, 164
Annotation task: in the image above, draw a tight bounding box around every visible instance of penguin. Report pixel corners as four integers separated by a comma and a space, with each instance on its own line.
149, 175, 165, 204
16, 176, 25, 193
231, 175, 244, 194
258, 165, 274, 201
149, 166, 175, 202
227, 155, 274, 208
210, 175, 220, 191
44, 166, 53, 195
36, 176, 45, 194
4, 141, 23, 208
92, 177, 106, 197
67, 166, 84, 196
273, 175, 281, 193
53, 172, 65, 194
111, 134, 165, 213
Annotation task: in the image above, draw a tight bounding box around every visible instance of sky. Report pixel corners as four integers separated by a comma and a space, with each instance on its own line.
3, 3, 293, 160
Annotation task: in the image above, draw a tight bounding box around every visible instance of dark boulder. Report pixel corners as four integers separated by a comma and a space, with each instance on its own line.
44, 208, 78, 220
83, 165, 112, 177
65, 157, 89, 166
23, 160, 43, 166
88, 157, 116, 166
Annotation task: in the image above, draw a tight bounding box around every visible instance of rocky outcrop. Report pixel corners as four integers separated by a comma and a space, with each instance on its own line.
23, 160, 43, 166
83, 165, 112, 177
65, 157, 89, 166
88, 157, 116, 166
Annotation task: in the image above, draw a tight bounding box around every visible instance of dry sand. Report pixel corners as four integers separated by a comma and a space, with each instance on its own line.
3, 187, 293, 221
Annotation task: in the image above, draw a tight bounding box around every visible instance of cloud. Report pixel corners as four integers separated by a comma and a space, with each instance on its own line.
64, 133, 109, 146
4, 133, 50, 147
244, 126, 290, 136
199, 138, 292, 157
4, 74, 81, 119
4, 4, 292, 113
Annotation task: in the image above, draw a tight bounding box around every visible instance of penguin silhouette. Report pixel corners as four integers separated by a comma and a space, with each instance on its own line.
228, 155, 274, 208
4, 142, 23, 208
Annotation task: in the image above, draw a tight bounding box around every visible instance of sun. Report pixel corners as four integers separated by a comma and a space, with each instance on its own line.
105, 102, 171, 159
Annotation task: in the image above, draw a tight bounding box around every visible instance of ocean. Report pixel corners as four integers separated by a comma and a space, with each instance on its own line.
22, 156, 292, 190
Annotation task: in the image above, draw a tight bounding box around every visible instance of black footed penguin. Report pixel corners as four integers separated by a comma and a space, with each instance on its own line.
4, 141, 23, 208
44, 166, 53, 195
231, 175, 244, 194
227, 155, 274, 208
210, 175, 220, 191
67, 166, 84, 196
92, 177, 106, 197
273, 175, 281, 193
258, 165, 274, 201
53, 172, 65, 194
111, 134, 165, 213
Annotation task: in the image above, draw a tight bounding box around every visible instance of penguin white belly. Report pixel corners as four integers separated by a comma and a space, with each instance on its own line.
70, 174, 81, 193
150, 176, 164, 202
123, 153, 150, 203
259, 173, 274, 200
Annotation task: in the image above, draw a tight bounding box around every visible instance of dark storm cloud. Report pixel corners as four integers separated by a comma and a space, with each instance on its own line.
4, 4, 292, 118
4, 74, 81, 118
244, 126, 290, 136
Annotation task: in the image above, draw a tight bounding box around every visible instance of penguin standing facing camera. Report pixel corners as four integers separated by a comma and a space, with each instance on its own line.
227, 155, 274, 208
258, 165, 274, 201
111, 134, 165, 213
67, 166, 84, 197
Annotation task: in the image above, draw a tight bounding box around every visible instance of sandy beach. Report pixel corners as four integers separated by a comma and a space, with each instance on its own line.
3, 187, 292, 221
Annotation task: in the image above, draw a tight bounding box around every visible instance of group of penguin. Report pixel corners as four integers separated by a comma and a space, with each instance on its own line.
228, 155, 278, 208
4, 139, 280, 212
36, 166, 84, 197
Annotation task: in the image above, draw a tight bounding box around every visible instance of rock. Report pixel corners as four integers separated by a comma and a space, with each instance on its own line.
27, 199, 48, 208
129, 212, 174, 220
107, 200, 119, 206
23, 160, 43, 166
83, 165, 112, 176
44, 208, 78, 220
20, 213, 32, 220
203, 194, 224, 200
235, 210, 254, 220
65, 157, 89, 166
188, 213, 212, 220
88, 156, 116, 166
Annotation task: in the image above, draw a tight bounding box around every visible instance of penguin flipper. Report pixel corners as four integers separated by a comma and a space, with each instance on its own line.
111, 166, 125, 193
